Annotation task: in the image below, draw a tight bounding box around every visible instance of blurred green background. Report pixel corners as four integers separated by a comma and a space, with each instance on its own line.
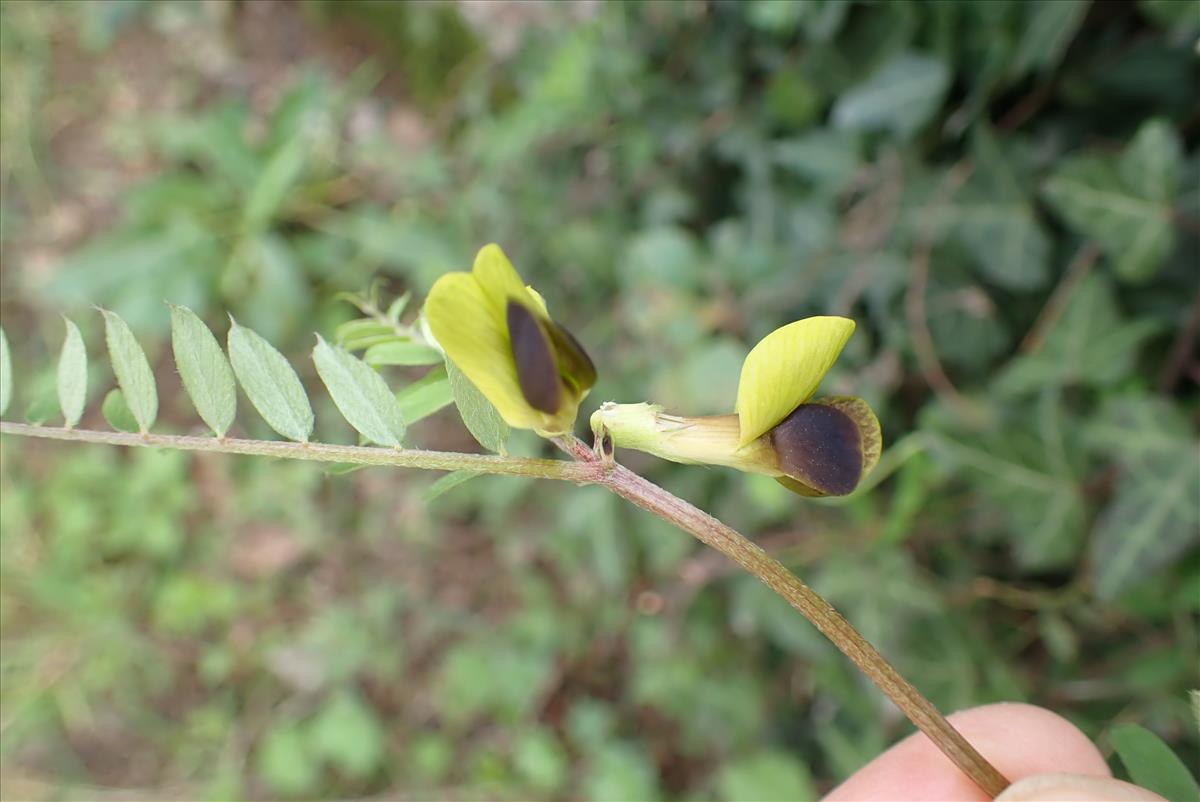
1, 1, 1197, 799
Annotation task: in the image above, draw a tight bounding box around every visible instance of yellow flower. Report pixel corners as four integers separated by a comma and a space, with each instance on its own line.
591, 316, 881, 496
425, 244, 596, 435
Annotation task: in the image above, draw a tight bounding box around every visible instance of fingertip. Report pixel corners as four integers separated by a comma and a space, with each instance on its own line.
996, 773, 1166, 801
824, 703, 1110, 801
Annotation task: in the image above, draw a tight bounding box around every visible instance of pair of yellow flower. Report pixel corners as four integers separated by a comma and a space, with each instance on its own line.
426, 245, 881, 496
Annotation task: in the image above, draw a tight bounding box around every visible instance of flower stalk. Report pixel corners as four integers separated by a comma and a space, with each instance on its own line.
1, 420, 1010, 797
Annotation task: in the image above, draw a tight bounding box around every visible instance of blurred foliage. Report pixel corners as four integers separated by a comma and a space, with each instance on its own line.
1, 0, 1198, 799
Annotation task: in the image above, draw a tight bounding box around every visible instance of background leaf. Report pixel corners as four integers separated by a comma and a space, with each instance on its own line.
227, 318, 314, 442
715, 751, 817, 802
306, 689, 385, 780
1012, 0, 1089, 75
938, 128, 1049, 290
312, 336, 407, 447
446, 358, 509, 454
1086, 398, 1200, 600
995, 275, 1159, 395
169, 304, 236, 437
256, 722, 319, 797
1042, 118, 1182, 282
242, 133, 307, 232
832, 52, 950, 139
1110, 723, 1200, 801
57, 318, 88, 428
101, 309, 158, 432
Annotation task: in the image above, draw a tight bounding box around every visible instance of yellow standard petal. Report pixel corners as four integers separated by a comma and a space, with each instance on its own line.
473, 243, 533, 315
735, 316, 855, 447
426, 243, 596, 435
425, 270, 544, 430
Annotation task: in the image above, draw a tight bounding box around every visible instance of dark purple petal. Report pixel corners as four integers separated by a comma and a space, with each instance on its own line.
769, 403, 863, 496
507, 300, 561, 413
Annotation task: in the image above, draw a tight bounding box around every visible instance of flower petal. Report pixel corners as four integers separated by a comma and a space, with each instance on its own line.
769, 402, 863, 495
473, 243, 530, 314
425, 271, 543, 430
525, 286, 550, 317
817, 396, 881, 478
735, 316, 855, 446
544, 318, 597, 395
507, 299, 561, 413
771, 396, 881, 497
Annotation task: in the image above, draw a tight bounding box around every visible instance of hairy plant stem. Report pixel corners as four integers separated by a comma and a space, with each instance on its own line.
0, 423, 598, 481
1, 422, 1009, 796
554, 434, 1009, 797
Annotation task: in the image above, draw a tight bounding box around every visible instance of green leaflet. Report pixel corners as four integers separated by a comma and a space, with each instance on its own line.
101, 388, 139, 433
396, 366, 454, 425
24, 391, 58, 426
446, 358, 510, 454
363, 341, 443, 367
227, 318, 314, 443
169, 305, 237, 437
424, 469, 481, 502
335, 319, 398, 351
0, 327, 12, 416
312, 336, 407, 447
100, 309, 158, 433
57, 318, 88, 428
1110, 724, 1200, 802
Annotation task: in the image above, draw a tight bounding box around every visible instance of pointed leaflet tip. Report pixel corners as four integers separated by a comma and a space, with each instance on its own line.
57, 317, 88, 428
170, 304, 237, 437
312, 337, 406, 447
227, 321, 314, 442
100, 309, 158, 433
0, 327, 13, 417
736, 316, 855, 447
445, 358, 510, 454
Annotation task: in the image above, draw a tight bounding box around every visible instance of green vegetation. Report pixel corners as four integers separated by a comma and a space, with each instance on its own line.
1, 1, 1197, 799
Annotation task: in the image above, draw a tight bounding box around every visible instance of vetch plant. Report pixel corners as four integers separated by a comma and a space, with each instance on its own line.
0, 244, 1010, 797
